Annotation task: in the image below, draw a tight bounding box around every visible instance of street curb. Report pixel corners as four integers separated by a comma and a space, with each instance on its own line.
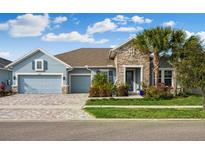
0, 118, 205, 122
83, 105, 203, 108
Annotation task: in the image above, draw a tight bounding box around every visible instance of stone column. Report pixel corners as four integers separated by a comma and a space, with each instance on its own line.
62, 85, 69, 94
12, 86, 18, 94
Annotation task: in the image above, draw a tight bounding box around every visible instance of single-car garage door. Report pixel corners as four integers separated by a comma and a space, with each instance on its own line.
18, 75, 62, 94
71, 75, 91, 93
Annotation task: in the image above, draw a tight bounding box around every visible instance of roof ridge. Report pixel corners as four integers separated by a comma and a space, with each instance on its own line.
55, 48, 111, 56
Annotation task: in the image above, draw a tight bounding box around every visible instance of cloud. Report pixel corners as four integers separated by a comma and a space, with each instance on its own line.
185, 30, 194, 39
112, 15, 129, 25
196, 31, 205, 43
162, 20, 176, 27
72, 18, 80, 25
144, 18, 152, 24
0, 51, 10, 58
86, 18, 117, 34
53, 16, 67, 24
110, 45, 116, 48
131, 15, 152, 24
185, 30, 205, 44
7, 14, 50, 37
42, 31, 109, 44
0, 23, 9, 30
115, 26, 143, 32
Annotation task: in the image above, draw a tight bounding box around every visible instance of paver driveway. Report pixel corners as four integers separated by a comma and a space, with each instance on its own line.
0, 94, 93, 120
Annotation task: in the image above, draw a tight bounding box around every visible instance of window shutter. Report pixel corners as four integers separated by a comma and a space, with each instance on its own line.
44, 60, 48, 70
32, 61, 35, 70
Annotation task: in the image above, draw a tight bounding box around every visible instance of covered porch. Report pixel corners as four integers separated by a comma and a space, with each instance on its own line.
123, 65, 143, 94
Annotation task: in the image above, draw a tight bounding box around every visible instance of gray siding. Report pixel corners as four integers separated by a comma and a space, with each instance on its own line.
90, 68, 116, 83
159, 57, 172, 68
12, 51, 68, 86
0, 69, 12, 90
68, 68, 116, 85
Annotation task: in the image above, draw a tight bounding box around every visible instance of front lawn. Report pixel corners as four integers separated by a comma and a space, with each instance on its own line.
86, 95, 202, 106
84, 108, 205, 119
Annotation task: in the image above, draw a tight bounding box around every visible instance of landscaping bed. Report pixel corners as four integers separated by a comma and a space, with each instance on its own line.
86, 95, 202, 106
84, 108, 205, 119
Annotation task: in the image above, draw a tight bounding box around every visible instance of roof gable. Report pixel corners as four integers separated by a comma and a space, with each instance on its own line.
109, 37, 134, 58
0, 57, 11, 68
6, 48, 72, 68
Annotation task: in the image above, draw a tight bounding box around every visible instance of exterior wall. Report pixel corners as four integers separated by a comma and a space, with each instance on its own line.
68, 67, 116, 93
114, 43, 150, 86
0, 69, 12, 91
90, 68, 116, 83
11, 51, 68, 94
150, 57, 176, 90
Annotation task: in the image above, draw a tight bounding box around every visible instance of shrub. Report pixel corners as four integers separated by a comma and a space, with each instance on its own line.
92, 72, 108, 87
0, 82, 6, 97
116, 84, 129, 96
143, 83, 173, 100
89, 72, 114, 97
89, 86, 100, 97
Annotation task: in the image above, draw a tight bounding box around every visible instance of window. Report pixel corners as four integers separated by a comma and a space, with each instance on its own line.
108, 70, 114, 83
164, 70, 172, 86
153, 69, 173, 86
96, 69, 114, 83
35, 59, 44, 71
158, 70, 162, 83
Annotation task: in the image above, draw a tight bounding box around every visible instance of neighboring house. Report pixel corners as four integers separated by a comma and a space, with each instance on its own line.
5, 38, 175, 94
0, 57, 12, 90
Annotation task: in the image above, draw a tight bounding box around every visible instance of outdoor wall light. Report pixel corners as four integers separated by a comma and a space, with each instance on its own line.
63, 76, 66, 80
13, 76, 16, 80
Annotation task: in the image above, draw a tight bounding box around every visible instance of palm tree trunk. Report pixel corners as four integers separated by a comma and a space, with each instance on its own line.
153, 51, 159, 87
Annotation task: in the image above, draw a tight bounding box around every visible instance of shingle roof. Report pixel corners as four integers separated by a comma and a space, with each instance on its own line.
0, 57, 11, 68
55, 48, 114, 67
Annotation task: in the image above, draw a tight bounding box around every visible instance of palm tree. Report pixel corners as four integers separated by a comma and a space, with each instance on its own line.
169, 29, 186, 94
133, 27, 172, 86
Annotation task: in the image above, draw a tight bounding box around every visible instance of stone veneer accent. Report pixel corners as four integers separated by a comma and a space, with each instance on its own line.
12, 86, 18, 93
113, 42, 150, 86
62, 85, 69, 94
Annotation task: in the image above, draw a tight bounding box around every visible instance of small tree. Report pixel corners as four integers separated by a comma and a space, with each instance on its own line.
174, 36, 205, 109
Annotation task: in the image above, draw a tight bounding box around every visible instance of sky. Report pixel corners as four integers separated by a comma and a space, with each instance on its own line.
0, 13, 205, 61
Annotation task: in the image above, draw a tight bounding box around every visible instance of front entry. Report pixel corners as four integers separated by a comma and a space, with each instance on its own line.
125, 67, 142, 93
126, 70, 134, 91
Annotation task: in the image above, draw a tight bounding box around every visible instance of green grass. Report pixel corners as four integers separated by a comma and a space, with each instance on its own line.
86, 95, 202, 106
84, 108, 205, 119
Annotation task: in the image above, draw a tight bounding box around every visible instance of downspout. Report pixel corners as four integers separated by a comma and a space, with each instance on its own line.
85, 65, 93, 86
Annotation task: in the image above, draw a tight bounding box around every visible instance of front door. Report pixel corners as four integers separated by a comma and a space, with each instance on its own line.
126, 70, 134, 91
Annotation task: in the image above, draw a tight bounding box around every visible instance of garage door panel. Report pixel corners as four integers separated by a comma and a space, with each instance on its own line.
71, 75, 91, 93
18, 75, 62, 94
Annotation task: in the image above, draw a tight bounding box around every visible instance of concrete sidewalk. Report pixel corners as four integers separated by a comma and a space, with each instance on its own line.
84, 105, 203, 108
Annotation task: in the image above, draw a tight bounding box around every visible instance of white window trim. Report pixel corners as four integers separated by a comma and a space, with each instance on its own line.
159, 68, 174, 87
123, 65, 143, 93
35, 59, 44, 71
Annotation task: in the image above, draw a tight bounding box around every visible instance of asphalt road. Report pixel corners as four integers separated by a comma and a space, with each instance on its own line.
0, 120, 205, 141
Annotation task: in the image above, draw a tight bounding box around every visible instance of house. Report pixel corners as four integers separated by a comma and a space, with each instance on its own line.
0, 57, 12, 90
5, 38, 175, 94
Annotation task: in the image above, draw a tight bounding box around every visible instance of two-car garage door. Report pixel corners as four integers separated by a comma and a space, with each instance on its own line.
18, 75, 62, 94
